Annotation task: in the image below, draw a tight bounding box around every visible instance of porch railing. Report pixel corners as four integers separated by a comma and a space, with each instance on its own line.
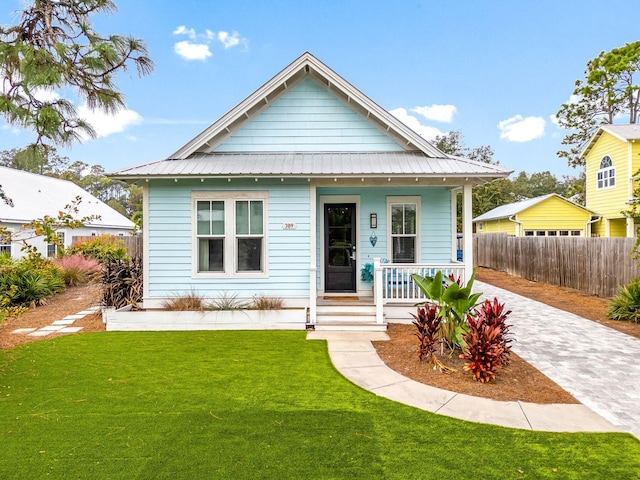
373, 259, 465, 309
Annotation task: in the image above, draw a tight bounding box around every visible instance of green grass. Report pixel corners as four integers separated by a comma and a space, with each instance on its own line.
0, 331, 638, 479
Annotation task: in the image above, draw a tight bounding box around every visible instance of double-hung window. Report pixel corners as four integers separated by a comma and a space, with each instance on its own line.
388, 197, 419, 263
47, 232, 65, 258
0, 229, 12, 256
597, 155, 615, 190
194, 192, 267, 276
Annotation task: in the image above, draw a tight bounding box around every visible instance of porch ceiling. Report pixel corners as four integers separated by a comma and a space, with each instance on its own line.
110, 152, 511, 184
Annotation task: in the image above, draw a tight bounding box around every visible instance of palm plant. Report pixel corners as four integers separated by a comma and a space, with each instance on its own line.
411, 270, 482, 350
608, 279, 640, 323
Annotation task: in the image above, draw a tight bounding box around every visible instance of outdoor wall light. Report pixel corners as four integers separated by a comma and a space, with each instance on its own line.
370, 213, 377, 229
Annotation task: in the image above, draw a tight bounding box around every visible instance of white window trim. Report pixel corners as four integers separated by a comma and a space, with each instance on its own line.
387, 196, 420, 263
192, 191, 268, 279
0, 227, 13, 256
47, 231, 66, 257
596, 155, 616, 190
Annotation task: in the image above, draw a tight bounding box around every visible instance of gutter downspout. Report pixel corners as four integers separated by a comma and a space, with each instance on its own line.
585, 216, 601, 237
508, 215, 523, 236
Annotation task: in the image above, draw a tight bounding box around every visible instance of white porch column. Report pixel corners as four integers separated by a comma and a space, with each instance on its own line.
627, 217, 636, 238
463, 184, 473, 282
142, 181, 150, 307
451, 188, 458, 261
309, 182, 317, 323
373, 258, 383, 323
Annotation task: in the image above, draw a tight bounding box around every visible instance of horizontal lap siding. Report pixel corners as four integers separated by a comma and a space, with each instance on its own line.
215, 78, 403, 152
483, 219, 516, 235
517, 197, 591, 230
147, 180, 310, 299
585, 132, 629, 218
420, 189, 454, 262
316, 187, 453, 289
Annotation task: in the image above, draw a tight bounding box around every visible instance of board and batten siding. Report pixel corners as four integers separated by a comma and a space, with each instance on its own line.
316, 186, 454, 290
146, 179, 311, 302
213, 78, 404, 153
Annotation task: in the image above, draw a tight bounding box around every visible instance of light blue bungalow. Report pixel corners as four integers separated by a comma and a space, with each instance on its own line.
110, 52, 510, 330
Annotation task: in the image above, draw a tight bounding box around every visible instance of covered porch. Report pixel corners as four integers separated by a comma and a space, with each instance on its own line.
308, 181, 474, 329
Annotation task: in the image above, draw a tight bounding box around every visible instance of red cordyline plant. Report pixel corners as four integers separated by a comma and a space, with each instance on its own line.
460, 298, 513, 383
411, 303, 455, 373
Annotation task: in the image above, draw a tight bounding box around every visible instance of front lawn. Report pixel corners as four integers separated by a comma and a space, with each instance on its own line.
0, 331, 638, 479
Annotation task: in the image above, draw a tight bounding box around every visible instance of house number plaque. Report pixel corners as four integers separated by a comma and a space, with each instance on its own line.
282, 222, 297, 230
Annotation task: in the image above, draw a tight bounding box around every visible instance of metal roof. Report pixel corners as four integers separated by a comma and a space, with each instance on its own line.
600, 124, 640, 140
0, 166, 135, 228
581, 124, 640, 157
110, 152, 511, 180
473, 193, 592, 222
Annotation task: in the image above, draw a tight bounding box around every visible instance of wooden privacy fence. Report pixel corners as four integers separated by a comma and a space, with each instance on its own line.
72, 235, 143, 258
473, 233, 640, 298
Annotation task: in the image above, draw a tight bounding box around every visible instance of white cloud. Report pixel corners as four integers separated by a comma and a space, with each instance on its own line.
218, 31, 240, 49
173, 25, 196, 39
498, 115, 546, 142
172, 26, 248, 60
174, 40, 212, 61
411, 104, 457, 123
77, 104, 143, 139
390, 108, 444, 140
32, 87, 61, 103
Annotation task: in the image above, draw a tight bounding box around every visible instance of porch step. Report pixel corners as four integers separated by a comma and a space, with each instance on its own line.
312, 322, 387, 332
317, 307, 376, 317
313, 301, 384, 331
316, 310, 376, 323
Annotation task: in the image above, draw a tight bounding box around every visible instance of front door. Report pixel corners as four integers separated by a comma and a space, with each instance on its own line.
324, 203, 357, 293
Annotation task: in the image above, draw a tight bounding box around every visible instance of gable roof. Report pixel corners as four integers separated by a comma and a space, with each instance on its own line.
581, 124, 640, 157
473, 194, 593, 222
0, 166, 135, 229
110, 52, 512, 183
172, 52, 445, 159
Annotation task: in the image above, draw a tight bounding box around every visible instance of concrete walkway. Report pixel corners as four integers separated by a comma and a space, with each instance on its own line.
308, 278, 640, 438
307, 330, 618, 435
476, 281, 640, 439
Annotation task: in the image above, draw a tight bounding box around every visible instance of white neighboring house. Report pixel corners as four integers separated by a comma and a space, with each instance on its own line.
0, 166, 135, 258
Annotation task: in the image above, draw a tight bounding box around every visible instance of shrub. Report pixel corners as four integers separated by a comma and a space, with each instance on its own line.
210, 293, 249, 310
411, 303, 441, 362
0, 285, 28, 324
54, 255, 101, 286
162, 291, 206, 311
608, 279, 640, 323
67, 234, 128, 263
250, 295, 284, 310
411, 270, 482, 350
101, 256, 143, 310
0, 256, 65, 307
460, 298, 513, 383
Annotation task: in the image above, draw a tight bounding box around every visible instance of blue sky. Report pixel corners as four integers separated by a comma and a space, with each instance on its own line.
2, 0, 639, 179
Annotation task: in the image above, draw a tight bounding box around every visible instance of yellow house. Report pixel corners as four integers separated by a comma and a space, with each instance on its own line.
582, 124, 640, 237
473, 194, 594, 237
